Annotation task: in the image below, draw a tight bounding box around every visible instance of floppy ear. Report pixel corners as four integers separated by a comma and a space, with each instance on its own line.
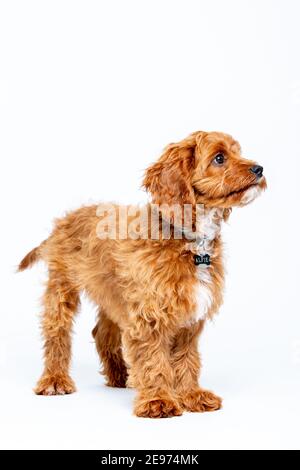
143, 136, 197, 206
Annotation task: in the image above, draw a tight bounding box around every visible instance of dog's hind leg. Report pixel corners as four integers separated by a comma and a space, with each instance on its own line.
92, 311, 128, 388
35, 272, 80, 395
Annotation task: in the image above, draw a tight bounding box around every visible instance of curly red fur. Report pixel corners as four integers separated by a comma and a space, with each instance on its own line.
19, 130, 266, 418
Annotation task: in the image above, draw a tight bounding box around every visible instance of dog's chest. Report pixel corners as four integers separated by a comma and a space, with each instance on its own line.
185, 209, 222, 324
193, 265, 213, 322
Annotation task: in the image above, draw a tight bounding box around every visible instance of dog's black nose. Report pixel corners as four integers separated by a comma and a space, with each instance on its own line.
250, 165, 264, 178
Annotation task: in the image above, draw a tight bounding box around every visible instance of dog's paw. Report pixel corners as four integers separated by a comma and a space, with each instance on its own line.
134, 396, 183, 418
106, 377, 127, 388
35, 374, 76, 396
105, 368, 128, 388
180, 389, 222, 413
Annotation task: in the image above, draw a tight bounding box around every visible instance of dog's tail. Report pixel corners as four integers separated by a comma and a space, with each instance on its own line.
18, 244, 43, 272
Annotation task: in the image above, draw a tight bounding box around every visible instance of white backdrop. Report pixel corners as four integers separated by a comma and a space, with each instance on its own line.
1, 0, 300, 450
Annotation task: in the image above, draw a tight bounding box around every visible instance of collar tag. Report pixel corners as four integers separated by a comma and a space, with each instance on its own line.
194, 254, 211, 266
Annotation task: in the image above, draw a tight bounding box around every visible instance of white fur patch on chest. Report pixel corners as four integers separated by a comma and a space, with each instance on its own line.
184, 208, 222, 326
194, 269, 213, 321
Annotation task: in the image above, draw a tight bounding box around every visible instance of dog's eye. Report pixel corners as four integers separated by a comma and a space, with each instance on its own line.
214, 153, 225, 165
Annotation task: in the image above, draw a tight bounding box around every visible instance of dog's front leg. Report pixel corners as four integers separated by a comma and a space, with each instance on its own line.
122, 319, 182, 418
171, 321, 222, 412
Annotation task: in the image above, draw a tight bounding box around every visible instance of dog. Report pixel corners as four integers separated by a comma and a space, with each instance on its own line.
19, 131, 266, 418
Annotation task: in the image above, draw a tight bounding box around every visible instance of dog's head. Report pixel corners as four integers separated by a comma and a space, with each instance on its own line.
143, 131, 267, 215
